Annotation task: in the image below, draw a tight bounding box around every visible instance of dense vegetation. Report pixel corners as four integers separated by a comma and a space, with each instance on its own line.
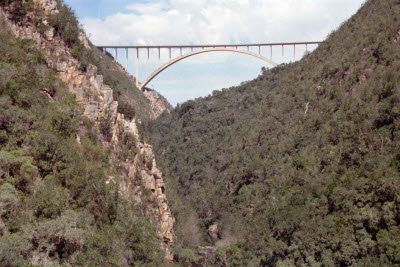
0, 0, 157, 121
0, 7, 164, 266
145, 0, 400, 265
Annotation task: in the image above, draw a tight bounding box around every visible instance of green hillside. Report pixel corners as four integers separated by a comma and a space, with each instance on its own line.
0, 2, 163, 265
145, 0, 400, 265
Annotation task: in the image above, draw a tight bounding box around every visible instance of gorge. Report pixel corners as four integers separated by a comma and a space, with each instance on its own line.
2, 0, 400, 266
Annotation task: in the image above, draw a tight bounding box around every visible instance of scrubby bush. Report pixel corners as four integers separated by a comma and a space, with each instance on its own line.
0, 0, 33, 23
118, 132, 138, 161
117, 100, 136, 119
47, 3, 80, 47
99, 116, 113, 142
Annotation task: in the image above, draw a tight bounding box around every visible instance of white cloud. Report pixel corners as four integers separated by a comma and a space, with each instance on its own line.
80, 0, 365, 105
83, 0, 364, 49
126, 2, 169, 14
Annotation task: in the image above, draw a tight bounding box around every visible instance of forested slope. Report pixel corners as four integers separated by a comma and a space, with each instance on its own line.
145, 0, 400, 265
0, 1, 171, 265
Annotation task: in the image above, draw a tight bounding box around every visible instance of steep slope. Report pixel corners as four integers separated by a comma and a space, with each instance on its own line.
145, 0, 400, 265
0, 16, 161, 266
0, 0, 174, 265
90, 47, 173, 120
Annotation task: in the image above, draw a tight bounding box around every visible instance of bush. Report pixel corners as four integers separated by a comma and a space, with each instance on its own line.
0, 0, 33, 23
146, 156, 153, 170
117, 100, 136, 119
118, 132, 138, 161
99, 117, 113, 142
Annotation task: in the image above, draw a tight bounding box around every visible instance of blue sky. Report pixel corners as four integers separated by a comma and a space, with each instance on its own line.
65, 0, 365, 106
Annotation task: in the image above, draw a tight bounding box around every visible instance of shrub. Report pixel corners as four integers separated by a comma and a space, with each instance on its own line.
146, 156, 153, 170
117, 100, 136, 119
0, 0, 33, 23
118, 132, 138, 161
99, 117, 113, 142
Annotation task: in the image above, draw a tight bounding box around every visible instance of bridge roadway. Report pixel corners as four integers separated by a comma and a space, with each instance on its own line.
97, 41, 322, 90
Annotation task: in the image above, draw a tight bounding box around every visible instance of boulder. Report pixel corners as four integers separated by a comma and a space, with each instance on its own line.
208, 223, 219, 244
45, 28, 55, 41
84, 102, 99, 121
101, 85, 114, 105
86, 64, 97, 76
141, 170, 156, 191
90, 75, 103, 91
0, 218, 5, 235
56, 62, 68, 73
39, 0, 58, 15
79, 31, 91, 49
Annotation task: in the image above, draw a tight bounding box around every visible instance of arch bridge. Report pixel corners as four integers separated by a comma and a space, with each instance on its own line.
97, 42, 322, 90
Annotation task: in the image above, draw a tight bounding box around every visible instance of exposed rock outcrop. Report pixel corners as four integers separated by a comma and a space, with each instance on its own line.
0, 0, 174, 259
143, 87, 174, 118
105, 59, 173, 118
208, 223, 219, 245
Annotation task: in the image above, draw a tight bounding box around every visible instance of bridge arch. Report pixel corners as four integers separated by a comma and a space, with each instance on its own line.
138, 48, 278, 90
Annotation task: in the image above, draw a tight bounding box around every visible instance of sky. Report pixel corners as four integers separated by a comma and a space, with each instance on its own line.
64, 0, 365, 106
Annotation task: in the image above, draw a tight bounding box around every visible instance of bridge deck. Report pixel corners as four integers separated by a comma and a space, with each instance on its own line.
97, 41, 322, 49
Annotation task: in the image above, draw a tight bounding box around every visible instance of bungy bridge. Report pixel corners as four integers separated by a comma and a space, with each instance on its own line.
97, 42, 322, 90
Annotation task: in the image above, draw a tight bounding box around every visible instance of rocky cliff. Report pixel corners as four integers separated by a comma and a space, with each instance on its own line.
143, 87, 174, 118
99, 54, 173, 118
0, 0, 175, 259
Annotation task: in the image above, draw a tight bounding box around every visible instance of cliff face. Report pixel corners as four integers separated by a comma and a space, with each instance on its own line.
0, 0, 174, 258
98, 54, 173, 119
143, 88, 174, 118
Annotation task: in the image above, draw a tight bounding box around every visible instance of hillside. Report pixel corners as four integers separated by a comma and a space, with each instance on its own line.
145, 0, 400, 265
0, 0, 174, 265
91, 47, 173, 120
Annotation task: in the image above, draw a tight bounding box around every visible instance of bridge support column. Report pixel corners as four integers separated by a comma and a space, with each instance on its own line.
293, 44, 296, 61
136, 48, 139, 88
258, 45, 260, 55
114, 48, 117, 62
158, 47, 161, 68
147, 48, 150, 78
270, 46, 272, 61
169, 48, 171, 60
282, 45, 284, 62
125, 48, 128, 71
